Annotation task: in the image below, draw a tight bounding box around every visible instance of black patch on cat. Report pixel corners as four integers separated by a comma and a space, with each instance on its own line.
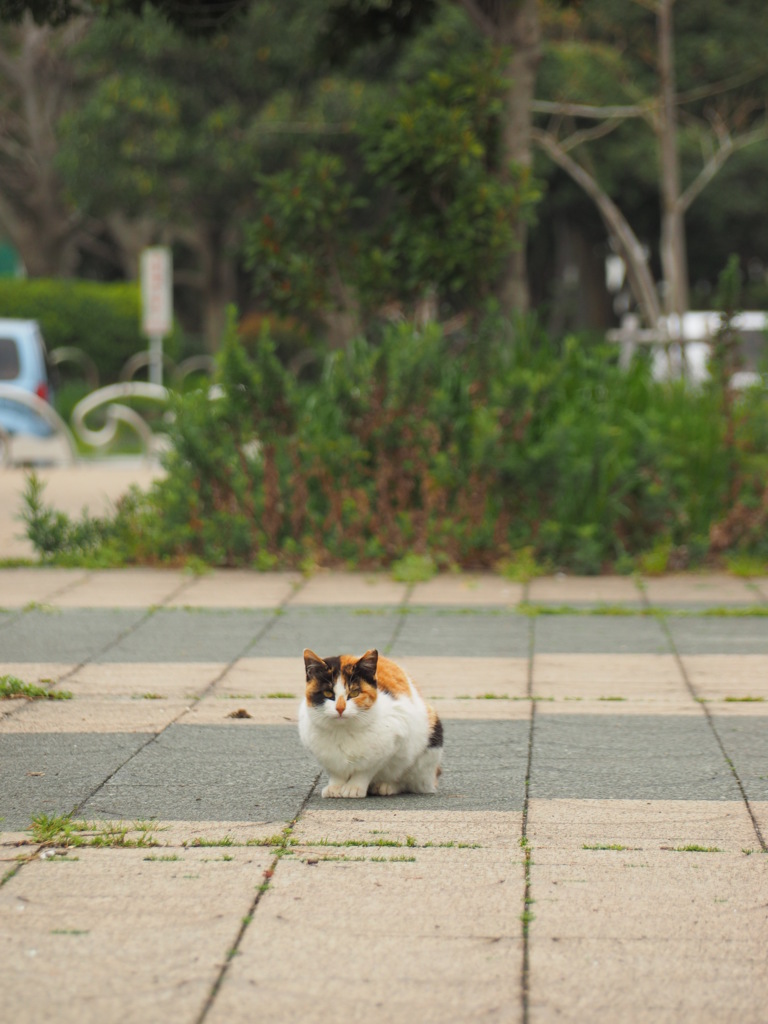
428, 717, 444, 749
305, 653, 340, 706
353, 649, 379, 685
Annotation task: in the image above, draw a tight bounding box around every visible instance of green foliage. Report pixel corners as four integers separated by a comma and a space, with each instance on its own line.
0, 278, 147, 383
22, 318, 768, 571
0, 675, 72, 701
246, 41, 541, 322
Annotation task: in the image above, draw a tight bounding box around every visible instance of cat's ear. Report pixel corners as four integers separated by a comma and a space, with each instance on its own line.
303, 649, 329, 681
354, 649, 379, 684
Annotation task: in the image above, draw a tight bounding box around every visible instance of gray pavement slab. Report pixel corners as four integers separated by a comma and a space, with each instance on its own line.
710, 716, 768, 802
533, 614, 671, 654
530, 714, 742, 801
305, 718, 530, 813
390, 608, 530, 657
251, 605, 402, 657
0, 731, 153, 830
665, 615, 768, 655
77, 723, 318, 824
98, 608, 272, 662
0, 608, 146, 663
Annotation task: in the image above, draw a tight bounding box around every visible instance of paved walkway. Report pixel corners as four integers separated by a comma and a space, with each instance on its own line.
1, 567, 767, 1022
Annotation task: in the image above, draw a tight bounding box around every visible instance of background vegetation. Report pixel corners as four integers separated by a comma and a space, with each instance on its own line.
3, 1, 768, 573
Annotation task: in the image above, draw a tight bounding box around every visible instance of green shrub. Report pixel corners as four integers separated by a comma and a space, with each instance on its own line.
21, 315, 768, 571
0, 278, 177, 383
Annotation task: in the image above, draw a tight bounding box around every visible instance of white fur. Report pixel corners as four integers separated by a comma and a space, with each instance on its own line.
298, 673, 441, 799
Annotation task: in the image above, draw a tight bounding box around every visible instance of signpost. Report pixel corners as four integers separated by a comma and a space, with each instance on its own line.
140, 247, 173, 386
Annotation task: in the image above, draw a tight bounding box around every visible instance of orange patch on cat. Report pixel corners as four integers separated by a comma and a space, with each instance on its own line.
371, 656, 413, 697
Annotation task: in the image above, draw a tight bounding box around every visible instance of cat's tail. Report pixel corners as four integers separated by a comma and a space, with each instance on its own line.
426, 704, 443, 751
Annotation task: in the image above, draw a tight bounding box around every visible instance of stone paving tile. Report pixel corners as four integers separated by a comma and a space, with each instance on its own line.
0, 608, 146, 663
0, 568, 89, 607
252, 606, 402, 658
0, 662, 77, 688
535, 698, 700, 716
51, 568, 187, 608
290, 571, 408, 606
64, 661, 223, 698
409, 574, 523, 606
170, 569, 302, 608
642, 572, 764, 605
0, 846, 272, 1024
390, 608, 530, 657
0, 696, 189, 734
395, 655, 529, 699
185, 694, 300, 727
293, 808, 523, 850
77, 723, 317, 824
532, 653, 687, 702
680, 654, 768, 700
528, 852, 768, 1024
752, 801, 768, 839
208, 849, 523, 1024
215, 656, 301, 698
709, 716, 768, 803
98, 608, 272, 663
529, 575, 643, 605
530, 714, 742, 801
304, 719, 530, 814
526, 798, 759, 852
532, 615, 670, 655
427, 698, 533, 720
665, 616, 768, 655
0, 731, 154, 831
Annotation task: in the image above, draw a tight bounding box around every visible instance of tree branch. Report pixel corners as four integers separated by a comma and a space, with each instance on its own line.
559, 116, 625, 152
532, 126, 662, 326
678, 123, 768, 213
456, 0, 499, 42
531, 98, 650, 120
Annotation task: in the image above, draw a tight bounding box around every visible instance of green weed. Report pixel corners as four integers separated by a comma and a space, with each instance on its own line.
673, 845, 723, 853
0, 675, 72, 701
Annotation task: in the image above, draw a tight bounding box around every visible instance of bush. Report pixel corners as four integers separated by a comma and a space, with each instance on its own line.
0, 278, 174, 383
22, 314, 768, 572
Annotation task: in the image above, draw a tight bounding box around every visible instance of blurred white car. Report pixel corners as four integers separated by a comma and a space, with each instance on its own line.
0, 318, 55, 436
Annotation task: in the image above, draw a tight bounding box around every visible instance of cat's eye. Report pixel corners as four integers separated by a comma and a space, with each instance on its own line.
323, 690, 334, 699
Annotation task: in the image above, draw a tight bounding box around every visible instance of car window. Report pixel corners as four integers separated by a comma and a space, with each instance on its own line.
0, 337, 21, 379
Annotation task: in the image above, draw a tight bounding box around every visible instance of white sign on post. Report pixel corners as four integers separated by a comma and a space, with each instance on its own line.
140, 246, 173, 386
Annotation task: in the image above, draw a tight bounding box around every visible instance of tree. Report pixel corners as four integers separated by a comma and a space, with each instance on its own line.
0, 13, 86, 275
57, 2, 333, 347
246, 8, 540, 341
533, 0, 768, 323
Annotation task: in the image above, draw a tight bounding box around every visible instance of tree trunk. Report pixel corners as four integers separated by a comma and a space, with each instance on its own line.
0, 15, 85, 277
106, 213, 158, 280
657, 0, 688, 315
459, 0, 541, 315
498, 0, 540, 314
532, 128, 662, 327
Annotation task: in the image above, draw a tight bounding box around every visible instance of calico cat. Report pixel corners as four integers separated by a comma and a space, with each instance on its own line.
299, 648, 443, 799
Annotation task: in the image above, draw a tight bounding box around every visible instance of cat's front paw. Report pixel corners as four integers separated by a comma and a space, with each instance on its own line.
322, 780, 368, 798
370, 781, 403, 796
337, 781, 368, 798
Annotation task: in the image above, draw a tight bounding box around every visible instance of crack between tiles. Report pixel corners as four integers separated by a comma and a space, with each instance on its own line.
195, 771, 322, 1024
655, 614, 767, 854
69, 577, 311, 819
384, 582, 416, 655
520, 614, 537, 1024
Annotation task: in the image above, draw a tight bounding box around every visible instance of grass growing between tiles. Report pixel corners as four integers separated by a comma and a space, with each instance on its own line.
0, 675, 72, 701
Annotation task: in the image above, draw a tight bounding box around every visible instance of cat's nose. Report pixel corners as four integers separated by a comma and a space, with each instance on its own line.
336, 698, 346, 716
